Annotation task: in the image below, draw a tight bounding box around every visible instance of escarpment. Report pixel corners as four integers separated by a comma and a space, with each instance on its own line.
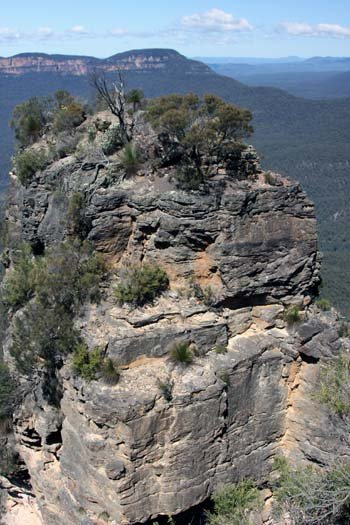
1, 101, 349, 525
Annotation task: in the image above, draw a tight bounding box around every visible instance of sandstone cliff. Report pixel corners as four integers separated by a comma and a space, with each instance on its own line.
0, 50, 210, 76
1, 108, 349, 525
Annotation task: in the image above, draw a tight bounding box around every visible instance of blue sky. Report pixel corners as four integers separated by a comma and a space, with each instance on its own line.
1, 0, 350, 58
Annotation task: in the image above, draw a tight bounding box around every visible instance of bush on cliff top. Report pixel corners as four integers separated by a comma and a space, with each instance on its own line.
11, 90, 86, 151
115, 263, 169, 306
146, 93, 253, 187
11, 96, 50, 147
52, 91, 85, 133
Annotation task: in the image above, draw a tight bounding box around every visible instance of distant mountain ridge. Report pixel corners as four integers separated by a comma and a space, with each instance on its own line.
0, 49, 211, 76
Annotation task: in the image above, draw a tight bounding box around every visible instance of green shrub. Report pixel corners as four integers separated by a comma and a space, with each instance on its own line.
188, 277, 214, 304
170, 341, 194, 365
100, 358, 120, 385
207, 481, 262, 525
115, 264, 169, 306
120, 143, 141, 175
9, 241, 105, 386
11, 302, 80, 377
11, 96, 49, 147
273, 457, 350, 524
146, 93, 253, 183
101, 124, 123, 155
317, 353, 350, 416
317, 298, 331, 311
219, 372, 230, 385
72, 344, 103, 381
175, 165, 204, 190
2, 244, 35, 309
284, 305, 301, 325
34, 240, 105, 311
14, 148, 50, 186
53, 101, 86, 133
127, 89, 144, 112
94, 118, 111, 132
73, 348, 120, 384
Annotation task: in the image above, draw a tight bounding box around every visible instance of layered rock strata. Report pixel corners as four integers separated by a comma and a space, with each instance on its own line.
2, 116, 348, 524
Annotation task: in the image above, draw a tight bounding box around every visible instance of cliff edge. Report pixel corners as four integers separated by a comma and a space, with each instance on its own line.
1, 96, 348, 525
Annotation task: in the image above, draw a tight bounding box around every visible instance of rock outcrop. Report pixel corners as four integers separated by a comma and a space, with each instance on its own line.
1, 110, 348, 524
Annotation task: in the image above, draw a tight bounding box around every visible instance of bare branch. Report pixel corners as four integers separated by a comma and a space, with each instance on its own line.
90, 70, 133, 144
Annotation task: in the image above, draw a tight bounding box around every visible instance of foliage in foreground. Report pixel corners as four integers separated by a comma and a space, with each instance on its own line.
115, 263, 169, 306
317, 353, 350, 416
207, 480, 262, 525
274, 457, 350, 525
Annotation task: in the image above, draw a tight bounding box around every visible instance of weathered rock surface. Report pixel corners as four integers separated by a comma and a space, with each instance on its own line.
6, 302, 348, 525
2, 114, 348, 525
6, 126, 319, 307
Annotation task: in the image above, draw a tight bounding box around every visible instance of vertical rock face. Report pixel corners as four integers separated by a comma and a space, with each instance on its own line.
2, 117, 348, 524
12, 305, 348, 525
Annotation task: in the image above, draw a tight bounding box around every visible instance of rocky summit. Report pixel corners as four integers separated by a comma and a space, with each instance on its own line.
1, 98, 349, 525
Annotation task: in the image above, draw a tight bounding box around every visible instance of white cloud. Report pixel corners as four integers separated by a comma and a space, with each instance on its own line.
0, 26, 131, 43
279, 22, 314, 36
37, 27, 54, 37
181, 8, 253, 33
69, 25, 90, 35
0, 27, 21, 42
109, 28, 129, 37
280, 21, 350, 38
